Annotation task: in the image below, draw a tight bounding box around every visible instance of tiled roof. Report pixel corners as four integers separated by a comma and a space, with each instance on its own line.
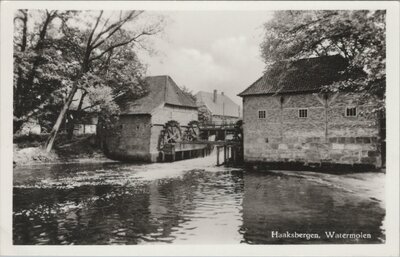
195, 91, 241, 118
121, 75, 197, 114
238, 55, 349, 96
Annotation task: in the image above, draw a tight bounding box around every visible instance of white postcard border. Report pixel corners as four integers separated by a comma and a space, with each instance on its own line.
1, 1, 399, 256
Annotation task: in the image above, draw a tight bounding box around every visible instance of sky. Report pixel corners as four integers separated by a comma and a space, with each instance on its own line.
138, 11, 273, 105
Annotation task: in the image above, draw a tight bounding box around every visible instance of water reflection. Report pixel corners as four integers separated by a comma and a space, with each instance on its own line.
240, 171, 385, 244
13, 159, 384, 245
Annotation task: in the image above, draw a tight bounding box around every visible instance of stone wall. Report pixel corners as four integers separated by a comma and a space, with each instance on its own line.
242, 92, 381, 167
104, 114, 152, 161
104, 104, 198, 162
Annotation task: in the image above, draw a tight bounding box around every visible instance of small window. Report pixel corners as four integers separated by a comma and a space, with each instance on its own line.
258, 110, 266, 119
299, 109, 308, 118
346, 107, 357, 117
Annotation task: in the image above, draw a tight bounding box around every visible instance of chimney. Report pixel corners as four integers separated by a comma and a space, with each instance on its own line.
213, 89, 217, 103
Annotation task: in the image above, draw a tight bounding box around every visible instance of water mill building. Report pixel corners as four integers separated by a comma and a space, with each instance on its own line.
102, 75, 201, 162
238, 55, 384, 168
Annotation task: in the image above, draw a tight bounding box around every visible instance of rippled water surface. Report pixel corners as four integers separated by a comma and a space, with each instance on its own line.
13, 155, 385, 245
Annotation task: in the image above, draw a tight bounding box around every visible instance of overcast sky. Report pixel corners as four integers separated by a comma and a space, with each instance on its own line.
138, 11, 273, 105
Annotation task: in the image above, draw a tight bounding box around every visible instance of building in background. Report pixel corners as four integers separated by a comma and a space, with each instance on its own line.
238, 55, 383, 168
103, 75, 198, 162
69, 110, 98, 135
195, 90, 241, 125
17, 118, 41, 135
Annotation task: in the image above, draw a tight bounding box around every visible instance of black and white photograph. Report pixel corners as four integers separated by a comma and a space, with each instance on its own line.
0, 1, 399, 256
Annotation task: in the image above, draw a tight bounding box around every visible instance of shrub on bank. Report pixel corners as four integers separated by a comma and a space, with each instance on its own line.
13, 134, 106, 166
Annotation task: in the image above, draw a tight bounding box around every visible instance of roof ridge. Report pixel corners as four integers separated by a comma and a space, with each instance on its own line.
145, 75, 169, 78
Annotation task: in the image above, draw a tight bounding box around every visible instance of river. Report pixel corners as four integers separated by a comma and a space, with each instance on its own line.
13, 154, 385, 245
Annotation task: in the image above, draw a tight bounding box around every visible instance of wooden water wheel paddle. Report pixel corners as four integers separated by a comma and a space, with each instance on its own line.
158, 120, 182, 150
184, 120, 200, 141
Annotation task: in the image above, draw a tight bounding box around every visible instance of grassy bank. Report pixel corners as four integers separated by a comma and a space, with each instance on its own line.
13, 134, 113, 166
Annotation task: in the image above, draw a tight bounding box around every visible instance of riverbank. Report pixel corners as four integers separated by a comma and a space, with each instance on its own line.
13, 134, 114, 166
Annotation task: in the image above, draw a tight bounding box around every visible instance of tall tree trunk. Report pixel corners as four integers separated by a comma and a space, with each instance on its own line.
45, 82, 79, 152
25, 13, 52, 89
45, 22, 91, 152
14, 10, 28, 133
379, 110, 386, 168
44, 10, 154, 152
45, 48, 89, 152
67, 91, 87, 139
22, 11, 56, 116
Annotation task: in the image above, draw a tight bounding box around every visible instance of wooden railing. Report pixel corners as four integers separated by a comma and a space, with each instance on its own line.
199, 122, 237, 130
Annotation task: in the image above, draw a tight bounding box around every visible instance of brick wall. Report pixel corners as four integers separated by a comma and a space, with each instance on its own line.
242, 92, 381, 167
104, 104, 198, 162
104, 114, 152, 161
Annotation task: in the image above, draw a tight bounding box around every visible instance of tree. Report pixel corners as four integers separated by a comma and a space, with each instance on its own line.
44, 10, 163, 152
13, 10, 74, 133
260, 10, 386, 111
198, 105, 212, 125
180, 85, 196, 102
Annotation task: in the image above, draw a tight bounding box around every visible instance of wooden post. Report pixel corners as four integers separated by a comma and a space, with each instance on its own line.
224, 146, 227, 165
172, 148, 176, 162
324, 94, 329, 143
279, 96, 284, 142
217, 146, 220, 166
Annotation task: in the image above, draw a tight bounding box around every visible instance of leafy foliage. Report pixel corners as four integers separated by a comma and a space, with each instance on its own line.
180, 85, 196, 102
52, 10, 162, 119
13, 10, 74, 132
13, 10, 164, 151
198, 105, 212, 125
261, 10, 386, 111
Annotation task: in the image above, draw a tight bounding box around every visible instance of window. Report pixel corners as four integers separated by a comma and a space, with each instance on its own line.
299, 109, 308, 118
258, 110, 266, 119
346, 107, 357, 117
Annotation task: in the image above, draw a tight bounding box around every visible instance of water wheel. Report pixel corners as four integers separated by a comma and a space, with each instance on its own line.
184, 120, 200, 141
158, 120, 182, 150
